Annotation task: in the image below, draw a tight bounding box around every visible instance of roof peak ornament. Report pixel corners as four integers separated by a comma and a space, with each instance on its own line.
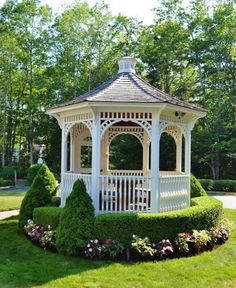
118, 56, 137, 74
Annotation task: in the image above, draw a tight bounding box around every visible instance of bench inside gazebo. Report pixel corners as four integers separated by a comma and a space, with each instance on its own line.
47, 56, 206, 214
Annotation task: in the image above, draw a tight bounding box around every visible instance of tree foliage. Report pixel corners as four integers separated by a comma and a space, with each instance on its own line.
0, 0, 235, 179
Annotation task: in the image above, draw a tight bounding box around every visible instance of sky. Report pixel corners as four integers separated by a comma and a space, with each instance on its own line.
0, 0, 164, 25
43, 0, 158, 25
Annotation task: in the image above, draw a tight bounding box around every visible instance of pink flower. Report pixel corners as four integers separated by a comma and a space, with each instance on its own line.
89, 248, 92, 252
94, 239, 98, 244
105, 238, 111, 244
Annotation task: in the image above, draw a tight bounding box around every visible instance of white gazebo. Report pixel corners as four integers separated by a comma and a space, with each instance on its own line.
47, 57, 206, 214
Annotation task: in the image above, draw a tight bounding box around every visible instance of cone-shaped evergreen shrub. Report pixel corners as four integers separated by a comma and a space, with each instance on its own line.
19, 164, 56, 230
56, 179, 95, 256
191, 175, 207, 198
27, 164, 42, 184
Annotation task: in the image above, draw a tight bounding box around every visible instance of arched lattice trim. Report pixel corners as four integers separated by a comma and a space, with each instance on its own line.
107, 126, 144, 146
100, 119, 151, 140
63, 120, 93, 140
159, 121, 188, 140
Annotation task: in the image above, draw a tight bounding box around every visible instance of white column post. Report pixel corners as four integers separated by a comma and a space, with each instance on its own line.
61, 125, 68, 173
91, 112, 101, 214
69, 129, 74, 171
103, 131, 109, 174
142, 131, 149, 176
61, 123, 68, 207
176, 130, 182, 173
185, 123, 192, 207
184, 126, 191, 175
150, 111, 161, 212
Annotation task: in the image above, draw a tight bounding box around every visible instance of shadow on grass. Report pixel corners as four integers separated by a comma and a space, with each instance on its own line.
0, 216, 113, 288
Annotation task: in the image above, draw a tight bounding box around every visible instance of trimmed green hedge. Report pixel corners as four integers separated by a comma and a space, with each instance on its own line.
190, 175, 207, 198
33, 207, 62, 230
0, 179, 13, 187
200, 179, 236, 192
95, 196, 223, 245
0, 166, 15, 182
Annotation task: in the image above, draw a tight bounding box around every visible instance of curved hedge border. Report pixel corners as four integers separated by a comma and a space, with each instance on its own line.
33, 207, 62, 230
95, 196, 223, 245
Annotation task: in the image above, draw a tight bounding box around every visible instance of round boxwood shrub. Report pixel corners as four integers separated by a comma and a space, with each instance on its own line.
56, 179, 95, 256
27, 164, 42, 184
95, 196, 223, 245
19, 164, 57, 230
33, 207, 62, 230
191, 175, 207, 198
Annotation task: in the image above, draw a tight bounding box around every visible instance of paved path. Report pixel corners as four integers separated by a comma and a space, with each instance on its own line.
212, 195, 236, 209
0, 185, 29, 193
0, 209, 19, 220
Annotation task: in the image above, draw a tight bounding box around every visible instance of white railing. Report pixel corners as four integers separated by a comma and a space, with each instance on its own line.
159, 175, 189, 212
61, 172, 92, 205
61, 172, 189, 213
99, 175, 151, 213
109, 170, 144, 177
159, 171, 184, 176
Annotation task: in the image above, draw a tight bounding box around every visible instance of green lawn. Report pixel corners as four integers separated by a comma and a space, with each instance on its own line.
0, 210, 236, 288
0, 191, 26, 211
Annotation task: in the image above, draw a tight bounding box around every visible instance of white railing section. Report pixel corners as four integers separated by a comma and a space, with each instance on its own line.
99, 175, 151, 213
61, 172, 92, 205
61, 172, 190, 213
109, 170, 144, 177
159, 171, 185, 176
159, 175, 189, 212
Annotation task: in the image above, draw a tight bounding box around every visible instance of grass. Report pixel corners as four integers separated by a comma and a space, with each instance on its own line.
0, 210, 236, 288
0, 191, 26, 211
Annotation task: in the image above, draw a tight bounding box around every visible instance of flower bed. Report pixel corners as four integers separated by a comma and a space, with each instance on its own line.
24, 220, 57, 251
24, 219, 231, 261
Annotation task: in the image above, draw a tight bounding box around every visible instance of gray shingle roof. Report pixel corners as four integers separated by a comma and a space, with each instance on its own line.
49, 72, 205, 112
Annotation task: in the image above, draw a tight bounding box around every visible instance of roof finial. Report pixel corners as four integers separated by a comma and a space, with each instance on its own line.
118, 56, 137, 74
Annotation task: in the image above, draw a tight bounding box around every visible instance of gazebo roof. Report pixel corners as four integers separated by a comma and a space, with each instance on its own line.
49, 57, 205, 112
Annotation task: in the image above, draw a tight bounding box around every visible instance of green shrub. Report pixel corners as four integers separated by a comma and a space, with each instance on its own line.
199, 179, 236, 192
27, 164, 42, 184
33, 207, 62, 230
51, 196, 61, 207
95, 213, 137, 246
0, 179, 13, 187
190, 175, 207, 198
199, 179, 214, 191
0, 166, 15, 181
213, 180, 236, 192
18, 164, 57, 230
95, 196, 223, 245
56, 179, 95, 256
